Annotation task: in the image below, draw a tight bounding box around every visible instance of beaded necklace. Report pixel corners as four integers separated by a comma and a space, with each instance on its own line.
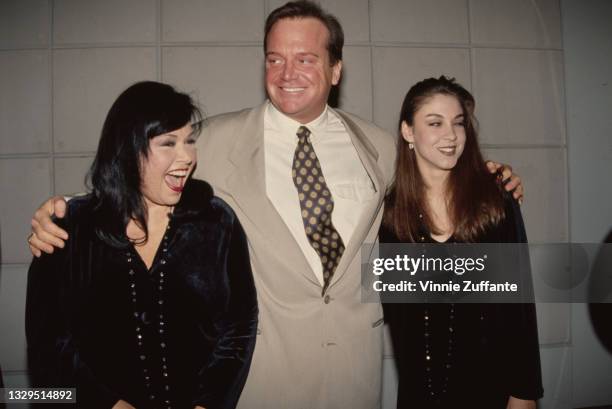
126, 221, 173, 409
417, 213, 487, 401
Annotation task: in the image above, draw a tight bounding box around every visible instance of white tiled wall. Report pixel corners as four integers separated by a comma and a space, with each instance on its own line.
269, 0, 371, 43
0, 265, 29, 372
0, 50, 51, 154
0, 158, 52, 264
563, 1, 612, 405
162, 0, 264, 43
469, 0, 563, 48
370, 0, 470, 44
372, 46, 471, 133
473, 49, 566, 146
481, 147, 568, 242
337, 46, 373, 120
53, 0, 157, 45
539, 346, 573, 409
1, 0, 601, 407
162, 46, 266, 116
53, 47, 157, 152
53, 156, 94, 194
0, 0, 49, 49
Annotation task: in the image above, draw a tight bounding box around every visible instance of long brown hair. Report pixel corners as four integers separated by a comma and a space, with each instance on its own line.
383, 76, 505, 242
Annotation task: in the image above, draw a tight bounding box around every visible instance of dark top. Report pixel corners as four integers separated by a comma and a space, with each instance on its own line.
26, 180, 258, 409
380, 195, 543, 409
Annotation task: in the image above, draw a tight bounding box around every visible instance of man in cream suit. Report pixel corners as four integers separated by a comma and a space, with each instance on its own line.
196, 108, 393, 409
192, 3, 396, 407
29, 1, 521, 407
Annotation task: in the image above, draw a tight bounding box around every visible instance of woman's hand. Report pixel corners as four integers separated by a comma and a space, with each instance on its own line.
506, 396, 536, 409
112, 400, 136, 409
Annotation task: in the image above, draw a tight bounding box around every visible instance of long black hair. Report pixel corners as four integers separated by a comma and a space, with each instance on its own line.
87, 81, 202, 247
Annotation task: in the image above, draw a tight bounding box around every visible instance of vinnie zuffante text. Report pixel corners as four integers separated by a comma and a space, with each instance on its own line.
371, 254, 519, 293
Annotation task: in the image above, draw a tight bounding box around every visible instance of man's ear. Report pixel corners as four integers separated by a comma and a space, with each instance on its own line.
331, 60, 342, 86
400, 121, 414, 143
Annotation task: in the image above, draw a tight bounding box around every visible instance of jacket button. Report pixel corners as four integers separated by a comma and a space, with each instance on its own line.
140, 311, 150, 325
324, 295, 331, 304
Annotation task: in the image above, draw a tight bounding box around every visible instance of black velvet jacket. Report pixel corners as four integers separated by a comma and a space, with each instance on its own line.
26, 180, 258, 409
381, 195, 543, 409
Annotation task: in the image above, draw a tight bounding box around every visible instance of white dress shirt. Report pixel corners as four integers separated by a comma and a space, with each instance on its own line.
264, 101, 375, 284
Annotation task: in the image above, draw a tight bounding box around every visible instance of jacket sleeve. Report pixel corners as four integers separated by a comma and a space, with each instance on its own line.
192, 214, 258, 409
25, 213, 120, 409
500, 197, 544, 400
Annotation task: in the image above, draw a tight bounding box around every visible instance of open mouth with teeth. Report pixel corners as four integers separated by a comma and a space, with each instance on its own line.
280, 87, 305, 93
437, 146, 457, 156
164, 170, 189, 193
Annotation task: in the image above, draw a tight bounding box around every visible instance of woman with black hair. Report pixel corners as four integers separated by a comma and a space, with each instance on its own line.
26, 81, 258, 409
381, 77, 543, 408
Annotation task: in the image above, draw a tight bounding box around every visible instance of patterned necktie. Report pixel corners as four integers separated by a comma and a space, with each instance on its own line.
292, 125, 345, 296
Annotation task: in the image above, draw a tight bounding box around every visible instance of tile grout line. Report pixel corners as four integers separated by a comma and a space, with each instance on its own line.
0, 143, 569, 160
49, 0, 56, 196
368, 0, 375, 124
0, 43, 564, 51
557, 0, 574, 379
157, 0, 162, 81
155, 0, 164, 82
466, 0, 474, 92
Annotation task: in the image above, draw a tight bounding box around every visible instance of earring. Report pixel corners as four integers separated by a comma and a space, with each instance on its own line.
408, 142, 414, 150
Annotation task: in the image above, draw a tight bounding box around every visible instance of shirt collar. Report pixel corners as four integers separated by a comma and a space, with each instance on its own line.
265, 100, 330, 138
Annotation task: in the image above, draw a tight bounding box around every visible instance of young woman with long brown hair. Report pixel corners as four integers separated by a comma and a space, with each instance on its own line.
381, 76, 543, 409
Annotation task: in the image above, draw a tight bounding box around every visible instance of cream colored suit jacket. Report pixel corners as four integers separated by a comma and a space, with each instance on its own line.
194, 102, 396, 409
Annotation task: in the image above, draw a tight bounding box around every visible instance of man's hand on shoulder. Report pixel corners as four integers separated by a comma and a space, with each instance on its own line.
486, 160, 524, 203
29, 196, 69, 257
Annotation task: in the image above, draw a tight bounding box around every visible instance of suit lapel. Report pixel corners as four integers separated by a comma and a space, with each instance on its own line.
330, 110, 386, 286
225, 103, 320, 285
225, 104, 387, 289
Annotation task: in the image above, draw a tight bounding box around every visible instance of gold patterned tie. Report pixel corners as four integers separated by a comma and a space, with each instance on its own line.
292, 126, 345, 296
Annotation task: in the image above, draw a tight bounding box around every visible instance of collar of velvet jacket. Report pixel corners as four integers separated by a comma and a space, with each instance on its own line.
63, 179, 215, 250
169, 178, 214, 222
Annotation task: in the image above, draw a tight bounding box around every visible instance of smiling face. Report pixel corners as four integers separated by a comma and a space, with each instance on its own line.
140, 123, 197, 209
265, 17, 342, 124
401, 93, 466, 179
